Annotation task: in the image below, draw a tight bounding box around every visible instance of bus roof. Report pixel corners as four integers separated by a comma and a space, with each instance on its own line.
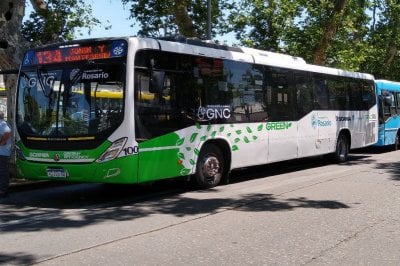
375, 79, 400, 91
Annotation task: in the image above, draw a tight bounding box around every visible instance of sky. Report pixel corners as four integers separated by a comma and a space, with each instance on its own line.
77, 0, 139, 39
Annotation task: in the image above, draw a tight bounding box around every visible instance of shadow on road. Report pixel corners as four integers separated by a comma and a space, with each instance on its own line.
0, 252, 36, 265
0, 185, 350, 234
375, 161, 400, 181
0, 189, 350, 264
355, 147, 400, 181
2, 148, 394, 236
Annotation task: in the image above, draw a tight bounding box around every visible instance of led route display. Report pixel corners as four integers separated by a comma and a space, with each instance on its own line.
23, 40, 127, 66
36, 45, 110, 64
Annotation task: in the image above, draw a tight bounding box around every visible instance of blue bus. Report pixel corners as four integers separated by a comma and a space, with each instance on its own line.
375, 80, 400, 150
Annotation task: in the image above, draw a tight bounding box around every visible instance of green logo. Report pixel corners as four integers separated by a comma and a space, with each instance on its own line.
266, 122, 292, 131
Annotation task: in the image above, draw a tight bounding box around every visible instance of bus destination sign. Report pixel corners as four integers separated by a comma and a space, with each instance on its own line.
36, 45, 110, 64
23, 40, 127, 66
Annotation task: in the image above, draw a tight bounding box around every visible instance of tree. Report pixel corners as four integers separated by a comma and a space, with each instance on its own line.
0, 1, 26, 71
227, 0, 301, 51
311, 0, 348, 65
229, 1, 376, 72
289, 0, 372, 69
121, 0, 233, 39
22, 0, 100, 46
363, 0, 400, 79
0, 0, 28, 129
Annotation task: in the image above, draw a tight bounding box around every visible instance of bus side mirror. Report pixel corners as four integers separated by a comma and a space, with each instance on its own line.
150, 71, 165, 93
383, 95, 392, 106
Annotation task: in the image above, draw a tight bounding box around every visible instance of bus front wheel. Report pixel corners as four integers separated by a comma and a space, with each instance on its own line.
193, 144, 224, 189
394, 132, 400, 151
334, 133, 349, 163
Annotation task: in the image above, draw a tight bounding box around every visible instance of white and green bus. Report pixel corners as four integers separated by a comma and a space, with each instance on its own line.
15, 37, 378, 188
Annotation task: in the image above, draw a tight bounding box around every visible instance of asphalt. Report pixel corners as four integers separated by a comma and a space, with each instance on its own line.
9, 178, 52, 192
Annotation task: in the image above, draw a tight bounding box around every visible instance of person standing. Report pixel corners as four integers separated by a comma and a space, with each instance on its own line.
0, 111, 11, 198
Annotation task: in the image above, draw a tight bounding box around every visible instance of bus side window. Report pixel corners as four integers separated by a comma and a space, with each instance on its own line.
227, 60, 265, 122
362, 81, 376, 110
314, 75, 329, 110
397, 92, 400, 114
381, 90, 393, 121
295, 72, 313, 118
265, 67, 296, 121
327, 78, 347, 110
390, 91, 397, 116
348, 81, 363, 110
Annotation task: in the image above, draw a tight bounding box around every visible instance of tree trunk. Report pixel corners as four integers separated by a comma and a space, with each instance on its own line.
1, 0, 28, 177
30, 0, 47, 12
0, 0, 28, 120
174, 0, 197, 38
313, 0, 348, 65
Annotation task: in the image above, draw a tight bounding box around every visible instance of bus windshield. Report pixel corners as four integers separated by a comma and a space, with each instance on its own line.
16, 60, 125, 138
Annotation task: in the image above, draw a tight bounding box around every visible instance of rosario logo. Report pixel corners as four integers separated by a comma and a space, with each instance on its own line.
81, 70, 109, 80
312, 114, 318, 129
311, 114, 332, 128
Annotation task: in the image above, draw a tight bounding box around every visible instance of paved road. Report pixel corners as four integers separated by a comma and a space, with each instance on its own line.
1, 149, 399, 265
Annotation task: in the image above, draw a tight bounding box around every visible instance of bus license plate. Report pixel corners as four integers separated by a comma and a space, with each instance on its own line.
47, 168, 68, 178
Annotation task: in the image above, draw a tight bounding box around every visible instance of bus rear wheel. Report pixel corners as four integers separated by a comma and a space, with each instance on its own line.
193, 144, 224, 189
334, 133, 349, 163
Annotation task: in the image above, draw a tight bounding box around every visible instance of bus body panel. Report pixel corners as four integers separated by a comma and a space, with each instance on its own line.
137, 123, 270, 182
374, 80, 400, 147
297, 112, 319, 158
267, 120, 298, 163
138, 108, 378, 180
377, 120, 398, 146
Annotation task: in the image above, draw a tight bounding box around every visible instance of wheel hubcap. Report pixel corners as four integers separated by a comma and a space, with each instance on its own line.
202, 156, 220, 177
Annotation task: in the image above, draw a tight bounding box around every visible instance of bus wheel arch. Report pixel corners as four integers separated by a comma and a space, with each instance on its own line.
192, 139, 231, 189
333, 130, 350, 163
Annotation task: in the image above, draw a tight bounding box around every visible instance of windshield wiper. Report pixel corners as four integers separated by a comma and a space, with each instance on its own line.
36, 66, 54, 98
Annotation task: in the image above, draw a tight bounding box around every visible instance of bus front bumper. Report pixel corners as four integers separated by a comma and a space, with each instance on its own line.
16, 156, 138, 184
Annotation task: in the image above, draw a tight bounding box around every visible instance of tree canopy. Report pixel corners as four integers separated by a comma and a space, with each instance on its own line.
121, 0, 233, 39
121, 0, 400, 80
22, 0, 101, 46
2, 0, 400, 80
231, 0, 400, 79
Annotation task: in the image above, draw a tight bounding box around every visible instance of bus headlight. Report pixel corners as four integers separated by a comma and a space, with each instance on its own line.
96, 137, 127, 163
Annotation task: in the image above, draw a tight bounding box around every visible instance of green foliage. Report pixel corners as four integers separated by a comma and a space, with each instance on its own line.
22, 0, 101, 45
227, 0, 301, 51
362, 0, 400, 79
225, 0, 400, 80
121, 0, 233, 39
